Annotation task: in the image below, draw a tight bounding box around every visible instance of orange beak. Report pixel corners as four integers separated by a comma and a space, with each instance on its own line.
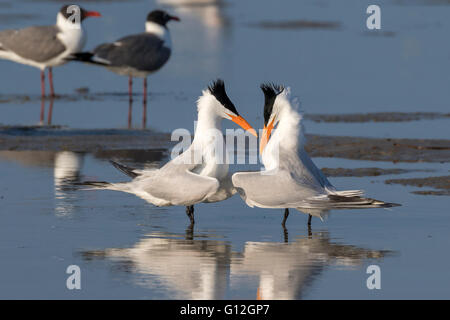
227, 114, 257, 137
259, 118, 275, 154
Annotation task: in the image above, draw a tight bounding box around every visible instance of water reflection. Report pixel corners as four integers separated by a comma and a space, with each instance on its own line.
81, 230, 392, 299
158, 0, 230, 76
83, 231, 232, 299
127, 98, 148, 129
158, 0, 229, 31
53, 151, 84, 216
0, 149, 167, 215
231, 231, 390, 300
39, 97, 54, 125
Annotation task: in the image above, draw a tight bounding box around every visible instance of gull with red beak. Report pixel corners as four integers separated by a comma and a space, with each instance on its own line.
232, 83, 400, 228
71, 10, 179, 103
0, 4, 101, 97
83, 80, 257, 225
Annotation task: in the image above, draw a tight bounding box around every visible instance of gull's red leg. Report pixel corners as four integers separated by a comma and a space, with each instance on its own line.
48, 67, 55, 98
128, 76, 133, 102
40, 70, 45, 98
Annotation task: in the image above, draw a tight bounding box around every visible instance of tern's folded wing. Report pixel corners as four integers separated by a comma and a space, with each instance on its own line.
140, 169, 220, 206
232, 169, 323, 208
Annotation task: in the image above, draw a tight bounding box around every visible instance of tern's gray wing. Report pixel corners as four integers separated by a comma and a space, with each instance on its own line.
203, 172, 237, 203
137, 166, 220, 206
233, 168, 389, 211
93, 33, 171, 72
232, 169, 324, 209
0, 26, 65, 62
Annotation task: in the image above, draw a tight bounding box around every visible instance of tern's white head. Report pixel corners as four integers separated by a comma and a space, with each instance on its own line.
259, 83, 302, 155
195, 79, 257, 137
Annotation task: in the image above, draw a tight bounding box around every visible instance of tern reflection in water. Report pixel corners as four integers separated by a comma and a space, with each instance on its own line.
82, 231, 232, 299
231, 231, 391, 300
81, 230, 392, 299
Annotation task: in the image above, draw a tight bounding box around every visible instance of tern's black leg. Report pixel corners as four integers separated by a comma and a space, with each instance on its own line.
282, 224, 288, 243
307, 214, 312, 227
185, 205, 195, 225
281, 208, 289, 227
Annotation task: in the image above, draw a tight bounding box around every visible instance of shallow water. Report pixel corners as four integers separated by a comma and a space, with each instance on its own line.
0, 0, 449, 299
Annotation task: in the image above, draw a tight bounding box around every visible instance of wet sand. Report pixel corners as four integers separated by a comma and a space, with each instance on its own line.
304, 112, 450, 123
320, 167, 433, 177
1, 127, 449, 163
385, 176, 450, 196
249, 20, 341, 30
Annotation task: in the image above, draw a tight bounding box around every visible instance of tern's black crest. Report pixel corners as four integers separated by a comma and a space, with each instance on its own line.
208, 79, 239, 116
147, 10, 175, 26
260, 83, 284, 126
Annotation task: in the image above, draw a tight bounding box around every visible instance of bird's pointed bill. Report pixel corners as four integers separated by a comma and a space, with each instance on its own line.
227, 114, 257, 137
259, 118, 275, 154
85, 11, 101, 17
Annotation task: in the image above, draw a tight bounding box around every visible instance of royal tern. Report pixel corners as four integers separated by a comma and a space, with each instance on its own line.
232, 84, 400, 227
83, 80, 257, 224
71, 10, 179, 103
0, 4, 101, 97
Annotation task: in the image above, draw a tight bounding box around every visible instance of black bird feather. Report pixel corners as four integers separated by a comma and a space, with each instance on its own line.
208, 79, 239, 116
260, 83, 284, 126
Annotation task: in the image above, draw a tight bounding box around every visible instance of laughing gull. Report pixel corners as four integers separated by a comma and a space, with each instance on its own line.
71, 10, 179, 103
0, 4, 101, 97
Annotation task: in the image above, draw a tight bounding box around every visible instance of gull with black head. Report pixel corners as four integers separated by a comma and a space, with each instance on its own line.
232, 83, 400, 228
82, 80, 257, 225
71, 10, 179, 103
0, 4, 101, 97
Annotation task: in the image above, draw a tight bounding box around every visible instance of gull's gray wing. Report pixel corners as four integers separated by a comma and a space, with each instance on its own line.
0, 26, 65, 62
92, 33, 171, 72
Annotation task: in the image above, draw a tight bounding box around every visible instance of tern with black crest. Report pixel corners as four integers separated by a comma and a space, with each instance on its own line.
71, 10, 179, 103
82, 80, 257, 225
0, 4, 101, 97
232, 84, 400, 227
